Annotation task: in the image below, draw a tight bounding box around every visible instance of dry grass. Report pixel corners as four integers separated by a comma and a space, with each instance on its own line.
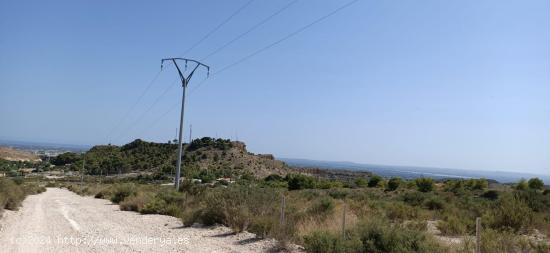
119, 191, 153, 212
296, 201, 358, 240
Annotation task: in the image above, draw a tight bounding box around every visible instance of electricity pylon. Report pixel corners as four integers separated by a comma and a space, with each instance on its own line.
161, 58, 209, 189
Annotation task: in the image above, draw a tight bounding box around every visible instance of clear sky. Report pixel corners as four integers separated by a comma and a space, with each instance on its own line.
1, 0, 549, 174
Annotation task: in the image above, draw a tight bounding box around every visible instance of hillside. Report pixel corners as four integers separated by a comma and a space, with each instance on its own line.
0, 146, 40, 162
59, 138, 289, 178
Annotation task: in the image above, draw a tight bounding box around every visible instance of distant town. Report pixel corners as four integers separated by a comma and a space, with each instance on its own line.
0, 139, 88, 157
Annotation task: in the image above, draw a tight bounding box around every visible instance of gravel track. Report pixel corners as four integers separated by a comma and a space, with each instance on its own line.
0, 188, 278, 253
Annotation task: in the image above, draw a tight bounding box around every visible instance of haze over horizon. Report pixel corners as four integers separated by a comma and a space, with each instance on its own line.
1, 0, 549, 174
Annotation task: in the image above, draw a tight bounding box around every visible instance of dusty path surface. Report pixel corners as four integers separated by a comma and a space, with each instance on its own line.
0, 188, 278, 253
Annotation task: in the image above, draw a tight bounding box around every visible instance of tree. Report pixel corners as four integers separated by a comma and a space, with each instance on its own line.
286, 174, 316, 190
51, 152, 81, 166
481, 190, 499, 200
415, 178, 434, 192
528, 178, 544, 191
354, 178, 368, 188
466, 178, 488, 190
515, 178, 528, 191
367, 175, 382, 188
386, 177, 402, 191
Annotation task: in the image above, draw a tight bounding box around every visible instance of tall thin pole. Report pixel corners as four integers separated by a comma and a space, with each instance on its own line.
80, 156, 85, 190
189, 124, 193, 143
342, 202, 346, 238
161, 58, 209, 190
175, 84, 186, 189
280, 194, 286, 225
476, 217, 481, 253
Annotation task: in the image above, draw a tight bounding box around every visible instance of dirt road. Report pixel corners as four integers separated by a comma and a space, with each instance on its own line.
0, 188, 277, 253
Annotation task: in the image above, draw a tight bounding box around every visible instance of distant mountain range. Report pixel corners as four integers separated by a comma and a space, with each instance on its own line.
280, 158, 550, 184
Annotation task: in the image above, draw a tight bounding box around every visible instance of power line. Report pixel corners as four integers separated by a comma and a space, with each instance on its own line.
105, 69, 163, 143
106, 1, 254, 144
189, 0, 359, 94
217, 0, 360, 76
113, 78, 179, 143
179, 0, 256, 57
200, 0, 299, 61
137, 0, 360, 135
133, 1, 300, 137
135, 100, 180, 138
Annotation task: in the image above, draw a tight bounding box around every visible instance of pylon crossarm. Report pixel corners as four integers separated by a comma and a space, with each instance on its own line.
161, 58, 210, 81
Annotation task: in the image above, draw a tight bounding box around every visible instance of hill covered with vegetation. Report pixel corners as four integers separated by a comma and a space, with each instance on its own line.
52, 137, 289, 180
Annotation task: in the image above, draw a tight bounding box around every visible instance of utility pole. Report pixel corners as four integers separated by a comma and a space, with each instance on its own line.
189, 124, 193, 143
161, 58, 209, 189
80, 155, 86, 190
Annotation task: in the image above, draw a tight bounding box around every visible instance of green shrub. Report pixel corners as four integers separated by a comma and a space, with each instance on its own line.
515, 178, 528, 190
286, 174, 316, 190
162, 202, 183, 217
465, 178, 488, 190
385, 202, 417, 221
437, 216, 468, 235
328, 189, 350, 199
155, 188, 185, 205
415, 178, 434, 192
479, 228, 550, 253
140, 197, 167, 214
356, 219, 443, 253
265, 174, 284, 182
316, 180, 343, 189
514, 190, 550, 212
181, 208, 203, 227
528, 178, 544, 191
424, 197, 445, 210
94, 187, 112, 199
110, 183, 137, 203
200, 193, 227, 226
386, 177, 401, 191
308, 197, 335, 216
487, 195, 533, 232
303, 231, 345, 253
404, 220, 427, 231
249, 216, 277, 238
354, 178, 368, 188
402, 192, 426, 206
0, 178, 25, 210
120, 192, 153, 212
0, 179, 44, 211
367, 176, 382, 188
12, 177, 24, 185
196, 186, 279, 231
481, 190, 499, 200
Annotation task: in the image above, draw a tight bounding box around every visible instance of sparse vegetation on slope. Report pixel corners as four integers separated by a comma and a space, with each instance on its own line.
47, 138, 550, 252
62, 173, 550, 252
0, 178, 45, 212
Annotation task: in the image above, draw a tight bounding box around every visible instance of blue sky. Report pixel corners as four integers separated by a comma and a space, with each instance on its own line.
1, 0, 549, 174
